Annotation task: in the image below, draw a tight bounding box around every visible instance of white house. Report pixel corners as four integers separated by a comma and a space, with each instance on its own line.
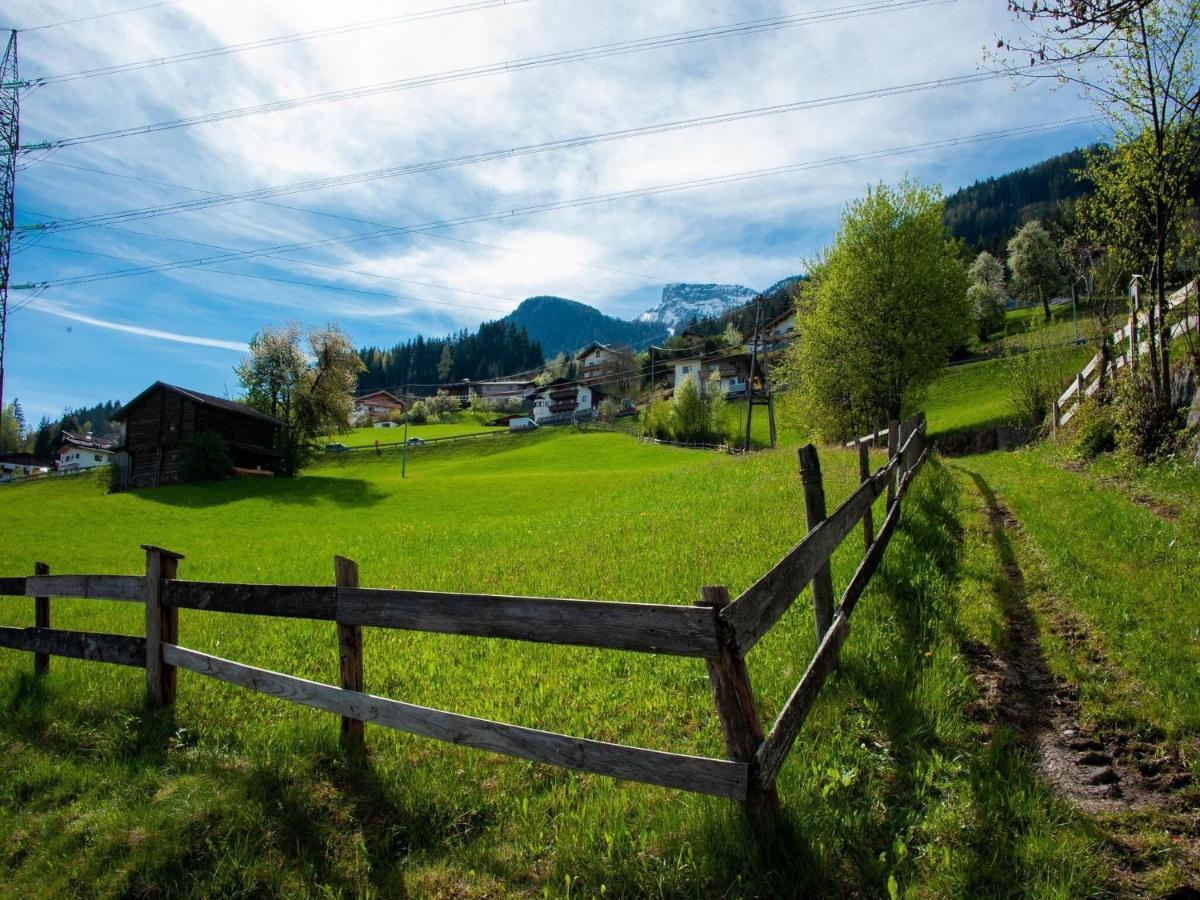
672, 351, 751, 397
531, 379, 599, 423
575, 342, 623, 384
56, 432, 118, 473
763, 309, 796, 344
0, 453, 52, 480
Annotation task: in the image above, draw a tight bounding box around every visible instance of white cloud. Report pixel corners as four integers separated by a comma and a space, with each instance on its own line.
5, 0, 1099, 410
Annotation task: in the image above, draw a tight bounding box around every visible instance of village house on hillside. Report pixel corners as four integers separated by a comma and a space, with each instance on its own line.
353, 389, 406, 423
56, 432, 120, 474
113, 382, 283, 489
440, 379, 536, 405
0, 452, 53, 480
575, 342, 623, 384
761, 309, 796, 346
531, 379, 603, 424
671, 350, 752, 397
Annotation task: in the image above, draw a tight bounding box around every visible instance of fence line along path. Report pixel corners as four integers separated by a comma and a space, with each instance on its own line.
1054, 279, 1197, 428
0, 413, 929, 836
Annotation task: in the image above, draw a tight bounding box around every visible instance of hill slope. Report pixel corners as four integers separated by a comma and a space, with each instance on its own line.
500, 296, 661, 357
943, 147, 1094, 255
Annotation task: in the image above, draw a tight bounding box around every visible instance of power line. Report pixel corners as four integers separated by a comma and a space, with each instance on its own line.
21, 65, 1020, 236
29, 0, 530, 84
21, 157, 680, 283
34, 0, 953, 149
10, 0, 181, 33
16, 116, 1099, 291
16, 201, 525, 306
12, 238, 515, 316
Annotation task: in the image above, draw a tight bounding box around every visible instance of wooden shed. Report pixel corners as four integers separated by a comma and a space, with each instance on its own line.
113, 382, 283, 488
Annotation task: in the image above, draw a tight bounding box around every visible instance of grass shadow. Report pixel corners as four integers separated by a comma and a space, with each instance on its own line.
130, 475, 389, 509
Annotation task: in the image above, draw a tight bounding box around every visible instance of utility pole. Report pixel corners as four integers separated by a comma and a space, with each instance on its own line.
743, 297, 762, 452
0, 31, 20, 420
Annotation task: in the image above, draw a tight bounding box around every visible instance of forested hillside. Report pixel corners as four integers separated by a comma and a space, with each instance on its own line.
357, 320, 544, 393
501, 296, 661, 356
943, 147, 1094, 254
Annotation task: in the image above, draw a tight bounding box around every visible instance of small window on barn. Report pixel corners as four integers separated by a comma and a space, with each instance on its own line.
94, 454, 102, 462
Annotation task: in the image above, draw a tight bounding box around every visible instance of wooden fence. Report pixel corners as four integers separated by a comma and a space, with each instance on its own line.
0, 413, 928, 834
1054, 280, 1197, 428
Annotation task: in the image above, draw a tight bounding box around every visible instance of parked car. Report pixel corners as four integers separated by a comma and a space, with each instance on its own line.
405, 437, 425, 445
325, 443, 348, 453
508, 417, 539, 432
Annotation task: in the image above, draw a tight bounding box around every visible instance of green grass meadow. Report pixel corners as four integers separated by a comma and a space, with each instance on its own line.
0, 428, 1115, 897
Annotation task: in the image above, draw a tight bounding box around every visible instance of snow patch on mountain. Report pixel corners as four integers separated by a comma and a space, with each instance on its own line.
638, 283, 760, 331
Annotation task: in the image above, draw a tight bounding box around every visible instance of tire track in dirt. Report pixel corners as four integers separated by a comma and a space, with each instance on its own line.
960, 490, 1193, 813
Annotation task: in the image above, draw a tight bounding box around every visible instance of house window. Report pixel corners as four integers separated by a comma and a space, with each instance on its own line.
681, 366, 691, 375
94, 454, 102, 462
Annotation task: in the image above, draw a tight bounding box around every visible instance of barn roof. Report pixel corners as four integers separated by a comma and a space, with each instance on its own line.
115, 382, 284, 426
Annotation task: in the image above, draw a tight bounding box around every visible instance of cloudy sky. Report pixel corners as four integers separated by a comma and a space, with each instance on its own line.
4, 0, 1100, 420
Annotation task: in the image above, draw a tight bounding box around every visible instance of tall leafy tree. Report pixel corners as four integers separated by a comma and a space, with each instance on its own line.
237, 323, 364, 475
968, 251, 1009, 340
783, 179, 970, 439
998, 0, 1200, 392
1008, 221, 1067, 320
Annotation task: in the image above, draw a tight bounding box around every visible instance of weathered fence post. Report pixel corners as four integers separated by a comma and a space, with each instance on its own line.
856, 439, 874, 550
1075, 373, 1085, 407
1052, 399, 1060, 432
33, 562, 50, 676
696, 585, 779, 838
143, 545, 184, 708
886, 420, 899, 509
334, 555, 365, 756
798, 444, 835, 641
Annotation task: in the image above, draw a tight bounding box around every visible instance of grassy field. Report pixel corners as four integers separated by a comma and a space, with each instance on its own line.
0, 427, 1120, 897
324, 416, 497, 448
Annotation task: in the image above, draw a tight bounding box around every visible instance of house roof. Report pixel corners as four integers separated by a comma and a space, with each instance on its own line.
575, 341, 615, 361
58, 432, 120, 452
0, 453, 53, 467
763, 308, 796, 331
114, 382, 284, 426
356, 389, 405, 406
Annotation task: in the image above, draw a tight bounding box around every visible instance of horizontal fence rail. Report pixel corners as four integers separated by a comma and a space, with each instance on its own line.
1055, 281, 1197, 427
0, 412, 931, 836
162, 644, 748, 799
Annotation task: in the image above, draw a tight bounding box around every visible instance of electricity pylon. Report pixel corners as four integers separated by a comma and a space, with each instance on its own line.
0, 30, 19, 418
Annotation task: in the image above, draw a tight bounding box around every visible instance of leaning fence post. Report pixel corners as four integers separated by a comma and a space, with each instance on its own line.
33, 561, 50, 676
856, 440, 874, 550
143, 545, 184, 708
798, 444, 835, 641
334, 555, 366, 756
696, 585, 779, 838
886, 420, 900, 509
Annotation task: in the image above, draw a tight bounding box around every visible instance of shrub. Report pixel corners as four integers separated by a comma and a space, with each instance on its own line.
1003, 326, 1076, 431
640, 377, 732, 444
176, 431, 233, 483
1064, 399, 1116, 461
639, 399, 673, 440
1113, 369, 1181, 463
405, 401, 428, 424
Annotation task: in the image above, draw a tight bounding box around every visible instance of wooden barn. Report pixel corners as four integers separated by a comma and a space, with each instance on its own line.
113, 382, 283, 488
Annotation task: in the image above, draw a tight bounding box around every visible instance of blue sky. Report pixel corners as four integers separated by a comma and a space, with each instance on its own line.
4, 0, 1101, 421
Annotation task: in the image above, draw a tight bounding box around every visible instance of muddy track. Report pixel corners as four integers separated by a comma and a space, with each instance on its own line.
961, 499, 1194, 815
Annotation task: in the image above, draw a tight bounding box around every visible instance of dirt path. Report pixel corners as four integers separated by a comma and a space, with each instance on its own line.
960, 493, 1194, 812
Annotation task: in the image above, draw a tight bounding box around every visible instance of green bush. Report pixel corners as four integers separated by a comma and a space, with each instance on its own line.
1113, 369, 1181, 463
1064, 398, 1116, 461
638, 378, 731, 444
1003, 327, 1075, 431
176, 431, 233, 483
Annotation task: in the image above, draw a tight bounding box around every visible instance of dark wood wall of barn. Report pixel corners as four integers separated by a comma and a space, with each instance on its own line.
121, 386, 279, 488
